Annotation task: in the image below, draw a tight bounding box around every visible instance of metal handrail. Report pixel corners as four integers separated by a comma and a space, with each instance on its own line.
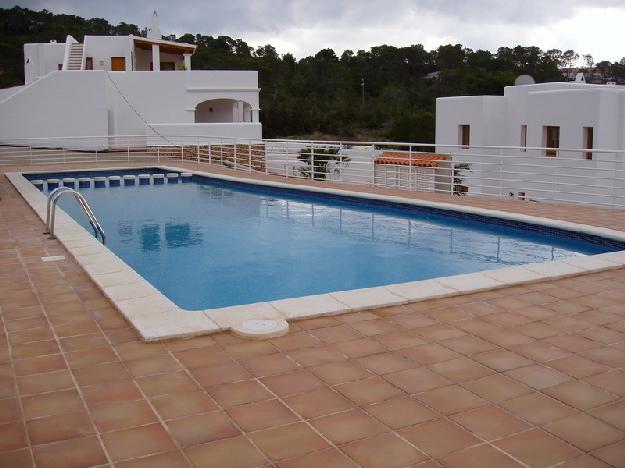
44, 187, 106, 244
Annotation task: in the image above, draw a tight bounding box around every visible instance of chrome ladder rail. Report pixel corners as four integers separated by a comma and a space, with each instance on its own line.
44, 187, 106, 244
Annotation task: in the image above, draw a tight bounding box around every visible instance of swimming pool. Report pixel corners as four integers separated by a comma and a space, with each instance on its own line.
25, 167, 623, 311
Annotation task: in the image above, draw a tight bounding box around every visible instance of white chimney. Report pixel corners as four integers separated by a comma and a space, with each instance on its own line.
147, 10, 161, 40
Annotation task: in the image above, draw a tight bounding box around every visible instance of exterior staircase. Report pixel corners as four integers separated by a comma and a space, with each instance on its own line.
66, 43, 84, 70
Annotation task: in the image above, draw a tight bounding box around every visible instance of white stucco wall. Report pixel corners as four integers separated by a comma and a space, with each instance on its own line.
435, 82, 625, 205
23, 42, 66, 84
0, 71, 108, 142
83, 36, 133, 71
0, 69, 261, 147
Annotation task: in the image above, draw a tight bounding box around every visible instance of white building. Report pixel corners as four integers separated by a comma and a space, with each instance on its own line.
0, 11, 261, 148
435, 81, 625, 205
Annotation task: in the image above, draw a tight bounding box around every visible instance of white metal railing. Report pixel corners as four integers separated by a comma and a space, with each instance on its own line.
2, 133, 625, 208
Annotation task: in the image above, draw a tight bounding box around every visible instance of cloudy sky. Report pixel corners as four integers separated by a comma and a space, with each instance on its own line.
6, 0, 625, 62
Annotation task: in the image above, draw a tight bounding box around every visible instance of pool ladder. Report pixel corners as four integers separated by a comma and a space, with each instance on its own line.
44, 187, 106, 244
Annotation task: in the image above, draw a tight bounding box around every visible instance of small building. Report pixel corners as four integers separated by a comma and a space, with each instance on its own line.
435, 81, 625, 204
373, 152, 449, 192
0, 11, 261, 148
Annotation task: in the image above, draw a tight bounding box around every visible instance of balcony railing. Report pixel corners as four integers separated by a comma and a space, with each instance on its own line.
1, 134, 625, 208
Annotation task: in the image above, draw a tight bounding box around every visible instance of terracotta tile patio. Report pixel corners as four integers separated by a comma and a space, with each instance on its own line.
1, 161, 625, 467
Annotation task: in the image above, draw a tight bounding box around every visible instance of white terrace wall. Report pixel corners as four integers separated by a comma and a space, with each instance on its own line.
0, 70, 261, 147
105, 70, 260, 136
83, 36, 132, 71
23, 42, 66, 84
436, 83, 625, 205
0, 71, 108, 142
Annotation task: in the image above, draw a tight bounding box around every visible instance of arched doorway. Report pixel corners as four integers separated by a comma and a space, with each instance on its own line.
195, 99, 252, 123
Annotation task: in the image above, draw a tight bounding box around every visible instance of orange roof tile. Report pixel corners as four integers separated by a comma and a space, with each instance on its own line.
375, 152, 447, 167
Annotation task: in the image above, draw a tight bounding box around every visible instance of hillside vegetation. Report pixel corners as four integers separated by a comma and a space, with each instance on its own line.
2, 6, 624, 141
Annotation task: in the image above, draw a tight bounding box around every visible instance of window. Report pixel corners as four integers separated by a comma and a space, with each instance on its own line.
583, 127, 594, 160
459, 125, 470, 148
520, 125, 527, 152
85, 57, 93, 70
57, 64, 62, 70
111, 57, 126, 71
544, 126, 560, 157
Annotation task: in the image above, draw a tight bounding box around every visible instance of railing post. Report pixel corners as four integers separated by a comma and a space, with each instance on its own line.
450, 162, 455, 195
248, 142, 252, 173
181, 136, 184, 162
127, 137, 130, 162
197, 137, 200, 164
310, 144, 315, 180
29, 146, 33, 165
208, 143, 212, 165
339, 143, 343, 183
233, 141, 238, 171
408, 145, 413, 191
157, 146, 160, 164
498, 148, 503, 198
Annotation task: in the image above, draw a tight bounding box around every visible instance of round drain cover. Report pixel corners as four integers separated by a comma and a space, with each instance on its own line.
231, 318, 289, 339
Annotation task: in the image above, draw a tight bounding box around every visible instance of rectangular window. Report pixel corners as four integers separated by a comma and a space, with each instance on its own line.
85, 57, 93, 70
57, 64, 62, 70
583, 127, 594, 160
111, 57, 126, 71
544, 126, 560, 157
459, 125, 470, 148
520, 125, 527, 152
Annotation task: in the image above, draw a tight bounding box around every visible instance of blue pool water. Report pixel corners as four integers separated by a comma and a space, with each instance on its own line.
28, 169, 622, 310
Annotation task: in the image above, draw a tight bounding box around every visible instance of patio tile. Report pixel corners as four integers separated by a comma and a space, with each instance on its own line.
208, 379, 272, 407
249, 422, 329, 461
584, 369, 625, 396
284, 387, 353, 419
441, 444, 523, 468
227, 399, 298, 432
13, 354, 67, 376
416, 384, 487, 415
309, 325, 363, 344
505, 364, 572, 390
311, 408, 386, 444
543, 380, 619, 410
502, 392, 578, 426
593, 440, 625, 467
494, 429, 581, 467
0, 421, 28, 452
73, 361, 130, 386
21, 389, 83, 419
151, 391, 217, 421
0, 398, 21, 424
451, 406, 530, 441
399, 343, 460, 365
240, 353, 299, 377
398, 419, 480, 458
185, 435, 267, 467
463, 374, 531, 402
173, 346, 232, 369
366, 397, 438, 429
277, 447, 355, 468
102, 423, 176, 461
125, 355, 182, 377
384, 367, 450, 393
32, 436, 107, 468
288, 347, 347, 367
429, 358, 494, 383
82, 379, 142, 407
115, 451, 189, 468
342, 432, 427, 467
0, 448, 33, 468
17, 369, 74, 395
545, 413, 625, 451
335, 376, 402, 405
261, 370, 325, 397
358, 352, 416, 375
473, 349, 532, 372
167, 412, 239, 447
90, 400, 158, 432
590, 400, 625, 431
547, 355, 610, 378
332, 337, 387, 358
26, 410, 94, 445
311, 361, 370, 385
192, 363, 251, 388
